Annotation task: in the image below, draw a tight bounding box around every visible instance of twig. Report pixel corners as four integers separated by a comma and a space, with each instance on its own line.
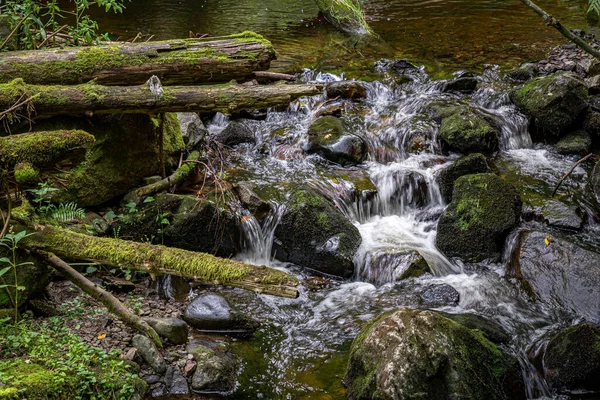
552, 153, 594, 197
0, 94, 40, 119
0, 12, 32, 51
38, 25, 69, 48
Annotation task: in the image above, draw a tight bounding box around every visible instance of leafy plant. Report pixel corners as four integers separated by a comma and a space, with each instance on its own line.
50, 202, 86, 223
0, 230, 35, 323
155, 211, 170, 245
27, 183, 86, 223
27, 182, 59, 215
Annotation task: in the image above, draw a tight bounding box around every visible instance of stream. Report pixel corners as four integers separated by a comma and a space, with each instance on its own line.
87, 1, 600, 398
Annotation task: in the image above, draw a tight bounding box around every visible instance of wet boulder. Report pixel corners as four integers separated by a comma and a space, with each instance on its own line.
359, 249, 431, 285
508, 230, 600, 322
554, 130, 591, 155
436, 173, 522, 262
505, 63, 539, 83
232, 181, 272, 221
345, 308, 525, 400
583, 110, 600, 139
436, 153, 490, 203
533, 199, 584, 231
326, 81, 368, 100
189, 343, 240, 395
182, 293, 259, 334
274, 189, 362, 278
592, 161, 600, 205
509, 73, 588, 138
543, 324, 600, 394
176, 112, 207, 148
419, 284, 460, 307
438, 106, 499, 154
442, 74, 478, 93
216, 120, 256, 146
307, 116, 367, 165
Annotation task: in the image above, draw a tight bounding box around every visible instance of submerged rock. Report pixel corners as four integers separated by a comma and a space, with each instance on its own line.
307, 116, 367, 165
274, 189, 362, 277
554, 130, 591, 155
509, 73, 588, 138
419, 284, 460, 307
326, 81, 368, 100
345, 308, 524, 400
436, 173, 522, 262
182, 293, 259, 334
359, 249, 431, 285
438, 106, 499, 154
508, 230, 600, 322
216, 120, 256, 146
189, 344, 240, 395
543, 324, 600, 394
436, 153, 490, 203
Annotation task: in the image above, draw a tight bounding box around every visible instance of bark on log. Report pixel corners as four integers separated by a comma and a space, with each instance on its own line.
34, 250, 163, 347
0, 79, 323, 117
314, 0, 373, 35
0, 32, 276, 86
0, 130, 95, 166
22, 224, 299, 298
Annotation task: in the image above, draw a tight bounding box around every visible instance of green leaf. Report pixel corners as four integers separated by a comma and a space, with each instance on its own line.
143, 196, 155, 203
0, 267, 11, 277
0, 257, 11, 264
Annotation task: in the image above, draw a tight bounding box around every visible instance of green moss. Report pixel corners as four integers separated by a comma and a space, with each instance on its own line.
439, 106, 498, 153
13, 162, 39, 185
314, 0, 373, 34
308, 116, 344, 145
0, 130, 95, 166
0, 359, 78, 399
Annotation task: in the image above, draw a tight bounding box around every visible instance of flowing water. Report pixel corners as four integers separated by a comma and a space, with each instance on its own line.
89, 1, 600, 398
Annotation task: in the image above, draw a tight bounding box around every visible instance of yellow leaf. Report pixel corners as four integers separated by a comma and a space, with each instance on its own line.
97, 333, 106, 340
544, 236, 552, 246
324, 134, 332, 140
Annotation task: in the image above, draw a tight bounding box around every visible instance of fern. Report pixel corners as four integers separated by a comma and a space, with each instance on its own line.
589, 0, 600, 16
50, 203, 86, 223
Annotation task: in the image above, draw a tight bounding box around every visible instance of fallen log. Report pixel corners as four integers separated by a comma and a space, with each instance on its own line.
34, 250, 163, 347
22, 223, 300, 298
314, 0, 373, 35
0, 32, 276, 86
0, 130, 95, 166
0, 79, 323, 117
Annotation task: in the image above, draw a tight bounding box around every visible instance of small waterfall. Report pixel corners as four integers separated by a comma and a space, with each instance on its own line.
237, 202, 285, 266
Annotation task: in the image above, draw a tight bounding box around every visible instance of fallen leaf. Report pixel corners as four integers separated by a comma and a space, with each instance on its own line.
97, 333, 106, 340
544, 236, 553, 246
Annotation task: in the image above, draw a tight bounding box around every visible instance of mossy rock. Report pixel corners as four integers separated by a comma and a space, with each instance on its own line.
509, 73, 588, 139
344, 308, 525, 400
47, 113, 184, 207
436, 153, 490, 203
0, 249, 50, 309
543, 323, 600, 394
435, 173, 522, 262
505, 63, 539, 83
438, 106, 499, 154
274, 189, 361, 277
307, 116, 367, 165
14, 162, 39, 186
326, 81, 368, 100
554, 130, 591, 155
0, 359, 79, 399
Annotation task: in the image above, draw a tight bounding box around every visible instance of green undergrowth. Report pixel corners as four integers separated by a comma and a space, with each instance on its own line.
0, 317, 146, 400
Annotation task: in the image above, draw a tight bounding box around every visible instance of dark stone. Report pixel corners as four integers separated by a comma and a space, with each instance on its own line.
509, 73, 589, 139
131, 334, 167, 374
359, 250, 431, 285
143, 317, 189, 345
505, 63, 539, 83
274, 190, 362, 278
176, 112, 207, 148
592, 161, 600, 205
142, 375, 161, 384
326, 81, 368, 100
345, 308, 525, 400
0, 250, 49, 309
182, 293, 259, 334
169, 369, 190, 395
543, 324, 600, 394
508, 230, 600, 322
438, 106, 499, 154
189, 344, 240, 394
438, 312, 511, 344
537, 200, 584, 231
554, 130, 591, 155
436, 153, 490, 203
216, 121, 256, 146
420, 284, 460, 307
233, 181, 272, 221
307, 116, 367, 165
442, 75, 478, 93
436, 174, 522, 262
102, 276, 136, 293
584, 110, 600, 138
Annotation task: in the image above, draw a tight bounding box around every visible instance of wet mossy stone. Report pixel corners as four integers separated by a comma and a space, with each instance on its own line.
442, 74, 478, 93
554, 130, 591, 155
182, 293, 259, 334
438, 106, 499, 154
344, 308, 525, 400
507, 230, 600, 322
436, 173, 522, 262
216, 120, 255, 146
509, 73, 589, 139
326, 80, 368, 100
274, 189, 362, 278
584, 110, 600, 139
189, 343, 240, 395
307, 116, 367, 165
505, 62, 539, 83
438, 312, 510, 344
436, 153, 490, 203
543, 323, 600, 394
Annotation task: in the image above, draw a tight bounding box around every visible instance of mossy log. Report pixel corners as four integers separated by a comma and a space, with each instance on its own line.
0, 130, 95, 166
22, 224, 300, 298
0, 79, 323, 117
0, 32, 276, 86
314, 0, 373, 35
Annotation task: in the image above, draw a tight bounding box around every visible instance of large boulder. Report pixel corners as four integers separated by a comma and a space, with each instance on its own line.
438, 106, 499, 154
182, 293, 258, 334
216, 120, 256, 146
436, 173, 522, 262
509, 73, 588, 138
274, 190, 362, 277
189, 344, 240, 394
554, 130, 591, 155
508, 230, 600, 322
307, 116, 367, 165
143, 317, 189, 345
344, 308, 524, 400
436, 153, 490, 203
543, 324, 600, 394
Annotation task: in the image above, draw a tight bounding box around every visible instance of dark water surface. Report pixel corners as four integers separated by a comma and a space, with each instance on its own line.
92, 0, 600, 76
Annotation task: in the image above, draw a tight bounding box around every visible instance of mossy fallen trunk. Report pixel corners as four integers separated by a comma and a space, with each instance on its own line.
0, 130, 95, 166
0, 79, 323, 118
21, 224, 300, 298
314, 0, 373, 35
0, 32, 276, 86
